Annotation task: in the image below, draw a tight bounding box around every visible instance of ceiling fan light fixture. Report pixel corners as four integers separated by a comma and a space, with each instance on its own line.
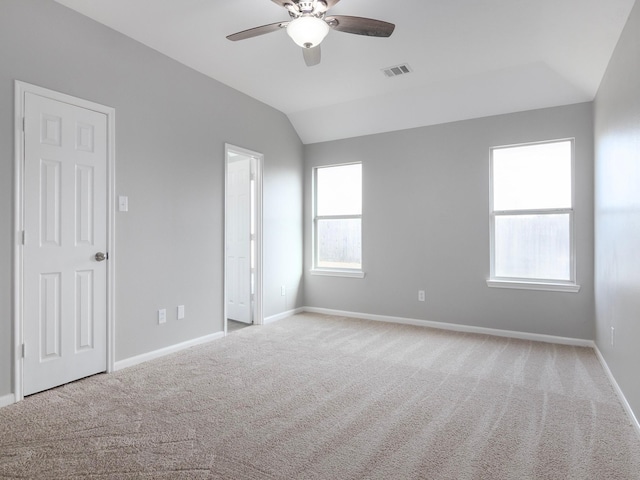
286, 16, 330, 48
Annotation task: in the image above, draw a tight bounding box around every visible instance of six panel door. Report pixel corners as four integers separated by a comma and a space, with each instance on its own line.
226, 157, 252, 324
23, 92, 108, 396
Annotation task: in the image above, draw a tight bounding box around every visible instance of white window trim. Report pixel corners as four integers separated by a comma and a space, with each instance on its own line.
311, 163, 364, 278
486, 279, 580, 293
488, 138, 580, 293
311, 269, 366, 278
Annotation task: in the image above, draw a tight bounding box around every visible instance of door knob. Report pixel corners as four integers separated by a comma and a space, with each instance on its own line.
95, 252, 106, 262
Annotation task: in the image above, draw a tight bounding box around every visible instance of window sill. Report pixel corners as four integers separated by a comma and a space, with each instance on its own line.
487, 279, 581, 293
311, 269, 366, 279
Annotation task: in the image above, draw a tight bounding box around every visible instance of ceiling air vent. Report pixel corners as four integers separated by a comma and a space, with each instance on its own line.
382, 63, 412, 78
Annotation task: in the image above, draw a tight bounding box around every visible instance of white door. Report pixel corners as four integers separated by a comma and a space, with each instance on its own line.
226, 156, 252, 323
23, 92, 108, 396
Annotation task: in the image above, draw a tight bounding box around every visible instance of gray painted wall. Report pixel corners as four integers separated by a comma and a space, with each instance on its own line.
0, 0, 304, 397
594, 1, 640, 421
304, 103, 595, 340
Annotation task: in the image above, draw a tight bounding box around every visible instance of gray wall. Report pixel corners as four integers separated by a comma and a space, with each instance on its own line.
0, 0, 304, 397
594, 1, 640, 421
304, 103, 595, 340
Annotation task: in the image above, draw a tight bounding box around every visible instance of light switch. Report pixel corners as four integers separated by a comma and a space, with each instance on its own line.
118, 196, 129, 212
177, 305, 185, 320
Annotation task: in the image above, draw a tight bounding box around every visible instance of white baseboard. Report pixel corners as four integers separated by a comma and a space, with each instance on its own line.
0, 393, 16, 408
593, 345, 640, 438
113, 331, 225, 371
302, 307, 595, 348
264, 307, 304, 325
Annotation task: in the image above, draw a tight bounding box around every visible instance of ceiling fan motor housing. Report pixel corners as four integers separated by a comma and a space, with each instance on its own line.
288, 1, 328, 18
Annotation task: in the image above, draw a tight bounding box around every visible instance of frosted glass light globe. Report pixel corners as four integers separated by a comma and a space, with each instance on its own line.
287, 16, 330, 48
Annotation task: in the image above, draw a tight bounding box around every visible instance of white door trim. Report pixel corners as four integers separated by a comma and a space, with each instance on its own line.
13, 81, 116, 402
224, 144, 263, 333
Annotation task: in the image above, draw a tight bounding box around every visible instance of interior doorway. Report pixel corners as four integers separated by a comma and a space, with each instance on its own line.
224, 144, 263, 334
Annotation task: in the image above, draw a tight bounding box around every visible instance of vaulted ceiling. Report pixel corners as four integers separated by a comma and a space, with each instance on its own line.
54, 0, 636, 144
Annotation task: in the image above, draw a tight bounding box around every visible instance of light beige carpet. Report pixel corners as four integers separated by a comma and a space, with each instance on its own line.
1, 313, 639, 479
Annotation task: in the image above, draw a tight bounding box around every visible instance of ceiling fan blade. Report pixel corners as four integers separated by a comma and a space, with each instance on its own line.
227, 22, 288, 41
322, 0, 342, 8
270, 0, 294, 7
326, 15, 395, 37
302, 45, 321, 67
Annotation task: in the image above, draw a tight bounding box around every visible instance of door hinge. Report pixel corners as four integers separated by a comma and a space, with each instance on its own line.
21, 343, 25, 358
22, 117, 26, 132
22, 231, 25, 245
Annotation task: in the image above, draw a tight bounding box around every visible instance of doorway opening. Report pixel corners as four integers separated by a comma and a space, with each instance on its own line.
224, 144, 263, 335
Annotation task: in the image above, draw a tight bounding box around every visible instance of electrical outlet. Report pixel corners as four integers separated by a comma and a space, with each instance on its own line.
281, 286, 286, 296
418, 290, 425, 302
158, 308, 167, 325
611, 326, 615, 347
177, 305, 185, 320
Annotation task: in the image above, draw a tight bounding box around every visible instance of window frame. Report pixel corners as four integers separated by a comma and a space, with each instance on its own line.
487, 138, 580, 293
311, 162, 365, 278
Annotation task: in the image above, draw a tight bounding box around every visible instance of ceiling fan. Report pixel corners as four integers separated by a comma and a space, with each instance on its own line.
227, 0, 395, 67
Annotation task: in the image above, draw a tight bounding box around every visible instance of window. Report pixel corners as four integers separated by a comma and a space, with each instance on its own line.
312, 163, 363, 277
488, 139, 579, 292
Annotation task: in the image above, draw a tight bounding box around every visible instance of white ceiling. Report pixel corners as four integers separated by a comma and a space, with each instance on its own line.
54, 0, 635, 144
